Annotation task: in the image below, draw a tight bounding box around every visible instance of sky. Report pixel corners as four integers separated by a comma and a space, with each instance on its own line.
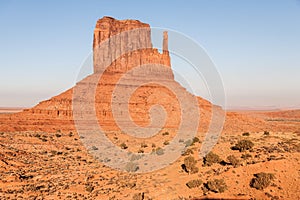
0, 0, 299, 109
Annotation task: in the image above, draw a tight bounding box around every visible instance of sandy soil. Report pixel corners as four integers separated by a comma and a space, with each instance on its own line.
0, 110, 299, 199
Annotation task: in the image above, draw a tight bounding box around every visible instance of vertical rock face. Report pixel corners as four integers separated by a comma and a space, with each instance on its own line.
93, 16, 171, 74
163, 31, 168, 53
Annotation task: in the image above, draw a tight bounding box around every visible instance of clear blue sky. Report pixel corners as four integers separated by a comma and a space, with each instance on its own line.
1, 0, 299, 109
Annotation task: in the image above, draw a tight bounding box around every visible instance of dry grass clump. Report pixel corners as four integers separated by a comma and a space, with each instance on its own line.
153, 147, 164, 155
241, 153, 252, 160
182, 156, 199, 174
125, 162, 139, 172
120, 143, 128, 149
203, 152, 221, 166
205, 178, 228, 193
232, 139, 254, 152
250, 172, 275, 190
182, 148, 194, 156
186, 179, 203, 189
226, 155, 241, 167
132, 192, 144, 200
242, 132, 250, 136
264, 131, 270, 136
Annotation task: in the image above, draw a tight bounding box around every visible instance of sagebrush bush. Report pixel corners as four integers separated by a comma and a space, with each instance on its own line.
264, 131, 270, 136
182, 156, 199, 174
186, 179, 203, 189
192, 137, 200, 145
184, 139, 193, 147
227, 155, 240, 167
232, 139, 254, 152
132, 192, 144, 200
137, 149, 144, 153
182, 148, 194, 156
206, 179, 228, 193
162, 131, 169, 136
140, 143, 148, 148
85, 184, 94, 192
120, 143, 128, 149
125, 162, 139, 172
242, 132, 250, 136
154, 147, 164, 155
203, 152, 222, 166
241, 153, 252, 159
250, 172, 275, 190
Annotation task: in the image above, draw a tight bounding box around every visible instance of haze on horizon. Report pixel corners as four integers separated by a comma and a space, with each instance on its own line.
0, 1, 299, 110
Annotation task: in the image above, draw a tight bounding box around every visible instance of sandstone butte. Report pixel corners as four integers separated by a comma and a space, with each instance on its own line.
0, 16, 297, 135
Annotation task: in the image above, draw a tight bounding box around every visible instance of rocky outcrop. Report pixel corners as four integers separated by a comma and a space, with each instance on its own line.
93, 16, 170, 74
0, 16, 213, 133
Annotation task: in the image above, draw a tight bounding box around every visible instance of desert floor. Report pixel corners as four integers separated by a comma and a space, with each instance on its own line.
0, 110, 299, 200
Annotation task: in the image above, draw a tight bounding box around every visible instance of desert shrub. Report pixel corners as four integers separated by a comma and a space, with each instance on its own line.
162, 131, 169, 136
186, 179, 203, 189
264, 131, 270, 136
242, 132, 250, 136
91, 146, 98, 151
55, 133, 61, 138
192, 137, 200, 145
184, 139, 193, 147
120, 143, 128, 149
137, 149, 144, 153
206, 179, 228, 193
140, 143, 148, 148
184, 156, 196, 168
203, 152, 222, 166
68, 132, 73, 137
182, 156, 199, 174
241, 153, 252, 159
163, 140, 169, 145
250, 172, 275, 190
226, 155, 240, 167
155, 147, 164, 155
151, 143, 156, 148
85, 184, 94, 192
125, 162, 139, 172
232, 139, 254, 152
65, 147, 71, 151
182, 148, 194, 156
130, 154, 142, 161
132, 192, 144, 200
50, 150, 57, 155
